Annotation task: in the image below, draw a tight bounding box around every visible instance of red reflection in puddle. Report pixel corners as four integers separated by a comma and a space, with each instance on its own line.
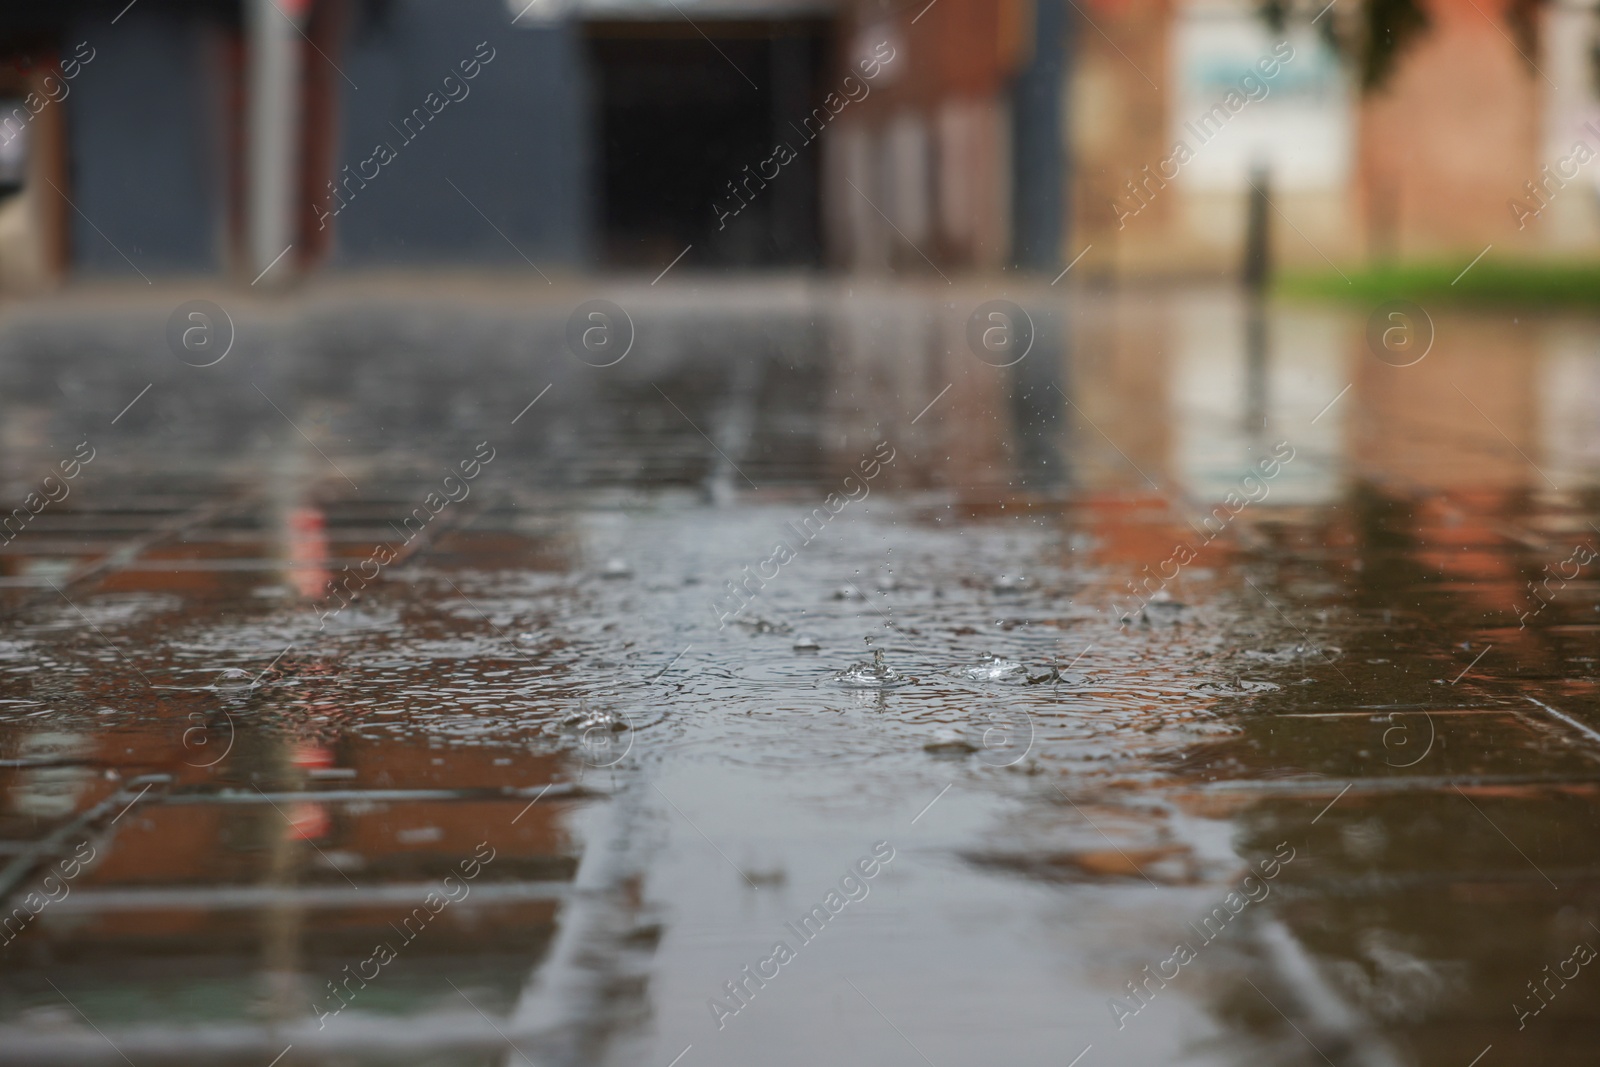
287, 506, 331, 600
289, 743, 335, 839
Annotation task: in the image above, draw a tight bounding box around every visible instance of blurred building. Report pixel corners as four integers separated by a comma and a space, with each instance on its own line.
1075, 0, 1357, 274
0, 0, 592, 286
0, 0, 1592, 286
0, 0, 1062, 286
1081, 0, 1600, 275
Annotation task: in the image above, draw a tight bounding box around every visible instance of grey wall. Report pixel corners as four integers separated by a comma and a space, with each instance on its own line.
68, 7, 222, 275
329, 0, 592, 268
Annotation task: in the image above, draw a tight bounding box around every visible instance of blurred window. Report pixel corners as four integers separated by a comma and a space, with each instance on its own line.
0, 98, 28, 198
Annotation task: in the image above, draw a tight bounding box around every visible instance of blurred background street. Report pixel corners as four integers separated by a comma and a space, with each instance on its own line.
0, 2, 1597, 1067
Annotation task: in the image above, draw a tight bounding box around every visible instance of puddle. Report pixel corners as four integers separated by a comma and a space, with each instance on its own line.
0, 284, 1596, 1065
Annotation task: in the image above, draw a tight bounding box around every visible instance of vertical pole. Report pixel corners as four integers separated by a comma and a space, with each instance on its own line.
1243, 163, 1271, 292
1013, 0, 1066, 272
1243, 165, 1270, 436
247, 0, 302, 285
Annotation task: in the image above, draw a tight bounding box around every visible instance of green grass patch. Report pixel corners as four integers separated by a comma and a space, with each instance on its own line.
1276, 260, 1600, 307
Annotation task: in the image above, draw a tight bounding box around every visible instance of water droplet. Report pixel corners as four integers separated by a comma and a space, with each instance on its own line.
738, 617, 792, 635
950, 652, 1027, 682
213, 668, 254, 691
831, 641, 908, 689
992, 574, 1030, 594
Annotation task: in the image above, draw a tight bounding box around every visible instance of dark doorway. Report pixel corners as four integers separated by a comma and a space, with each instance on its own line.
584, 20, 828, 270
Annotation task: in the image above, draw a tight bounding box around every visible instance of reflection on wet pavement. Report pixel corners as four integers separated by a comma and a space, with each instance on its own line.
0, 279, 1597, 1065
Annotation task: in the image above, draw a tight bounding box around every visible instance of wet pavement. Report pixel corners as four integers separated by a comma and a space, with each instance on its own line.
0, 277, 1597, 1066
